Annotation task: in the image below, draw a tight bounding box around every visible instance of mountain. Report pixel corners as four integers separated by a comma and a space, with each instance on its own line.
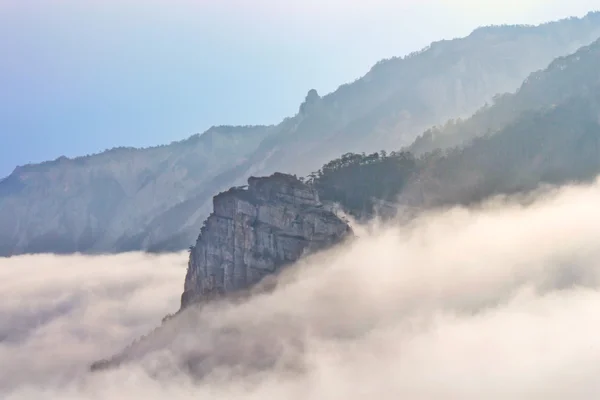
91, 172, 352, 373
403, 85, 600, 209
90, 33, 600, 374
181, 173, 352, 308
91, 65, 600, 376
308, 37, 600, 217
2, 12, 600, 256
311, 86, 600, 218
92, 84, 600, 377
0, 126, 273, 255
410, 27, 600, 155
232, 12, 600, 177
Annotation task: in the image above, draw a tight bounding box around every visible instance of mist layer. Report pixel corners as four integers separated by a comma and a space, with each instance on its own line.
4, 179, 600, 399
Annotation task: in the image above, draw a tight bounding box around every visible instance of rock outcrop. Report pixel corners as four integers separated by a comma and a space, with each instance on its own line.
90, 173, 351, 374
181, 172, 352, 308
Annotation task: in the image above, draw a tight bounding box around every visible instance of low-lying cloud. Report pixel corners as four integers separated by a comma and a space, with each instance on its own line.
0, 252, 186, 395
4, 179, 600, 399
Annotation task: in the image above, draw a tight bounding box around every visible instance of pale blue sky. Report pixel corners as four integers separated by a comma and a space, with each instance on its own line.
1, 0, 598, 177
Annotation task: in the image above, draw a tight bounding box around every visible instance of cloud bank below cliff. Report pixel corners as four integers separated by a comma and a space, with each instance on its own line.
4, 179, 600, 399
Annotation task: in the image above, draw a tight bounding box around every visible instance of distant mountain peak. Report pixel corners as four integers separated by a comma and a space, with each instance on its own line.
299, 89, 321, 115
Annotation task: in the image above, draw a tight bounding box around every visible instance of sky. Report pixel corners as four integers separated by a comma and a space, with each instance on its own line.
0, 0, 598, 177
5, 178, 600, 398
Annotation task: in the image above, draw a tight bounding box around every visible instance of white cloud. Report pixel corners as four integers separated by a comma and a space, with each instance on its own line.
0, 252, 186, 393
4, 178, 600, 398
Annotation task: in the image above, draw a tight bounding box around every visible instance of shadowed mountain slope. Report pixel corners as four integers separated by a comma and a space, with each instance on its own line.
308, 38, 600, 216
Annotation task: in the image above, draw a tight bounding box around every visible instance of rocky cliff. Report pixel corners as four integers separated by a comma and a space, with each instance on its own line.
91, 173, 351, 373
181, 172, 352, 308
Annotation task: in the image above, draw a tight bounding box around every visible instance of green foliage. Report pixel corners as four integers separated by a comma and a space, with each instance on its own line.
416, 88, 600, 206
308, 84, 600, 216
307, 151, 418, 216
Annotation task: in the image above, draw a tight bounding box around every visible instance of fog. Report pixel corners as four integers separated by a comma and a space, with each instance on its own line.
4, 179, 600, 399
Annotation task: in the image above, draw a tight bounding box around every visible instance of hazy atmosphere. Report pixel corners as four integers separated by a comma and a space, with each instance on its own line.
3, 2, 600, 398
4, 179, 600, 399
0, 0, 598, 176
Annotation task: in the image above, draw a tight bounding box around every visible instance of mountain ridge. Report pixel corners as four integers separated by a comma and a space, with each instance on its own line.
2, 125, 274, 180
2, 12, 600, 256
306, 36, 600, 217
409, 33, 600, 154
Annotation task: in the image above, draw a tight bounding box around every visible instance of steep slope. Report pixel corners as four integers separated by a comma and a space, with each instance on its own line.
140, 13, 600, 252
91, 173, 352, 373
182, 173, 352, 307
410, 31, 600, 155
133, 13, 600, 253
402, 87, 600, 209
239, 12, 600, 178
1, 12, 600, 256
304, 35, 600, 217
0, 126, 273, 255
90, 82, 600, 374
307, 88, 600, 216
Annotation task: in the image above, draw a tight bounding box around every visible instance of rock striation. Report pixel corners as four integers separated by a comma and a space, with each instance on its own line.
181, 172, 352, 308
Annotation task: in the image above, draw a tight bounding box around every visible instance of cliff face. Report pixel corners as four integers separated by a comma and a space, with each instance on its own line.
90, 173, 351, 373
181, 173, 352, 308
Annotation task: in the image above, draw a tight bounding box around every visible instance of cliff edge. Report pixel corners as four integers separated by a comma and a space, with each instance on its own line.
181, 172, 352, 308
91, 173, 351, 373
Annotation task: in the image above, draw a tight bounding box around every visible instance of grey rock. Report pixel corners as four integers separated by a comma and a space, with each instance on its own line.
181, 173, 352, 308
90, 173, 351, 374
